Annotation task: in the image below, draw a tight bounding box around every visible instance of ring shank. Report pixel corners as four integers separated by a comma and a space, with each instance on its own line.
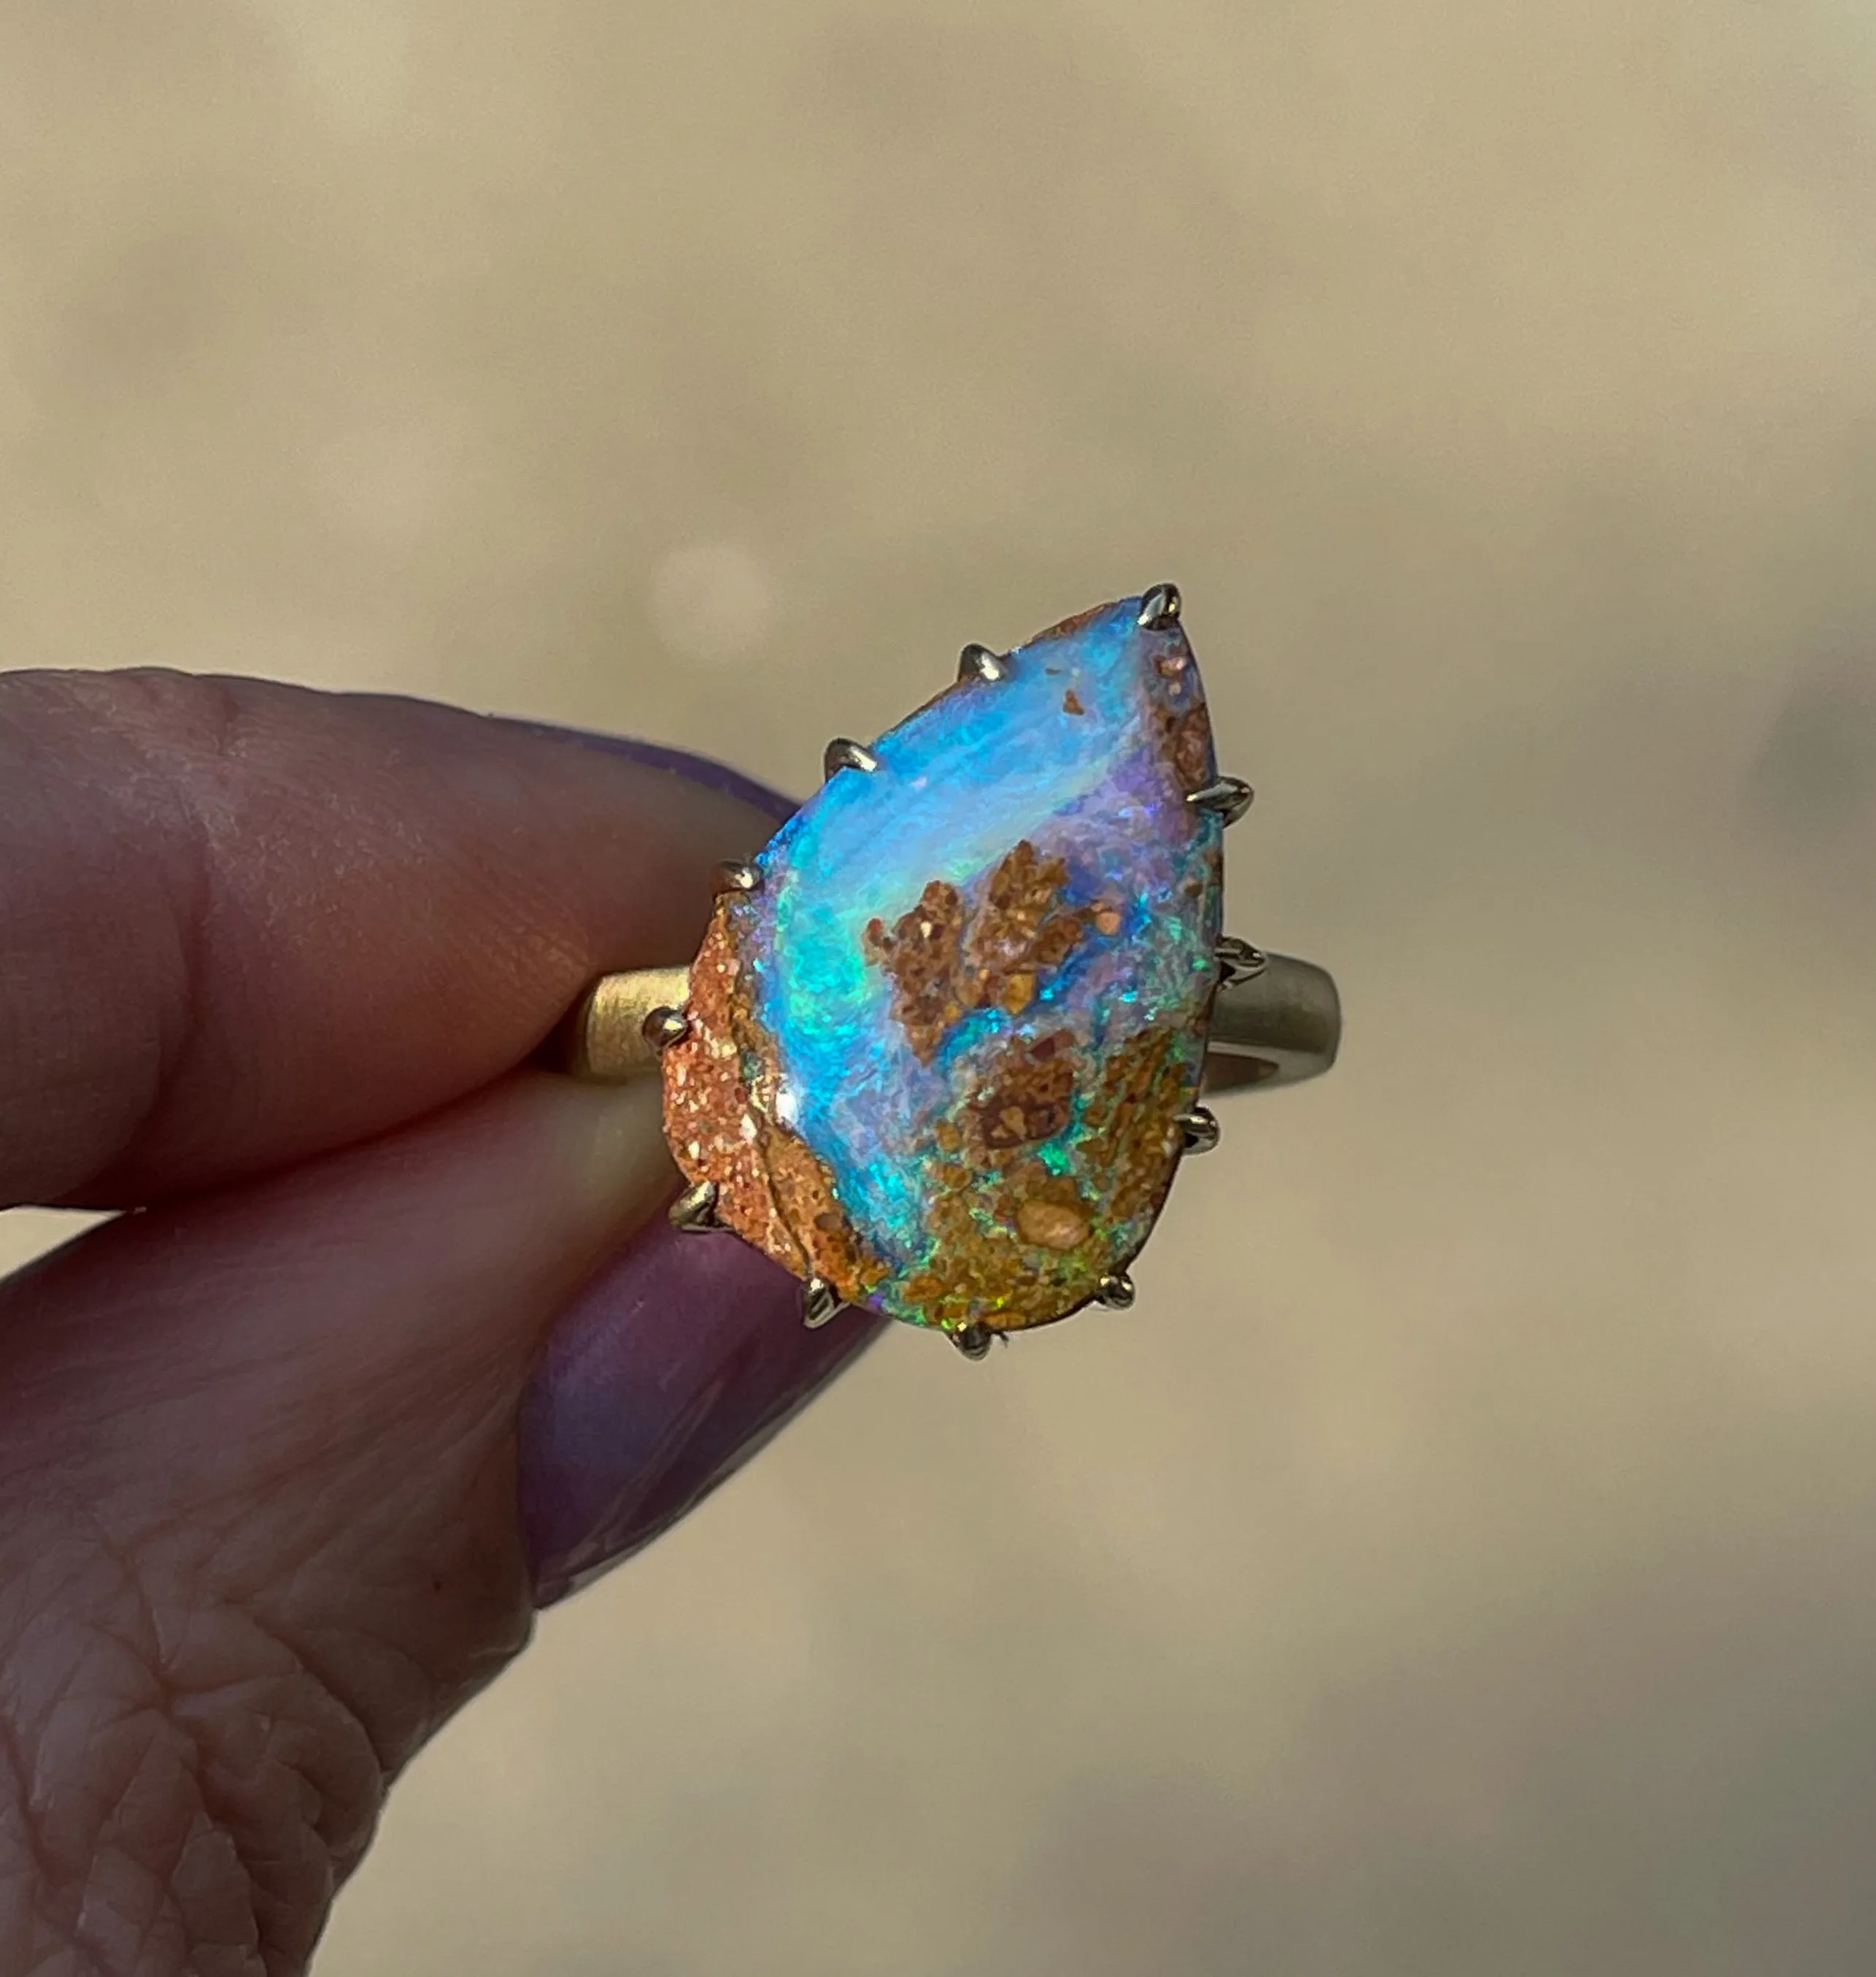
563, 954, 1339, 1094
1202, 953, 1342, 1093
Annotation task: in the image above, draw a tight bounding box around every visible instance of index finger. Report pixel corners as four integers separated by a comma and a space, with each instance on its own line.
0, 668, 789, 1208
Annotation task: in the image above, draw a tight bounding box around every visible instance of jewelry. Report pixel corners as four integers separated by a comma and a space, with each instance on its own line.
565, 586, 1340, 1359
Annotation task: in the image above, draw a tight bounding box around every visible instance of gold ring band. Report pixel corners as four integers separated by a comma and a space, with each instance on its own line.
561, 952, 1340, 1098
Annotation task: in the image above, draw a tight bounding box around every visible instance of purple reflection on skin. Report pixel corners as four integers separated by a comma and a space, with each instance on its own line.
522, 1224, 887, 1604
506, 725, 887, 1605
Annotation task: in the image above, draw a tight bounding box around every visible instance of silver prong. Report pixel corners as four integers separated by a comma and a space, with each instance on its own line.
1187, 776, 1254, 825
670, 1179, 722, 1233
1178, 1107, 1221, 1155
822, 736, 880, 779
1095, 1273, 1136, 1310
1138, 582, 1182, 631
713, 860, 761, 895
1216, 936, 1267, 987
803, 1277, 843, 1328
951, 1322, 995, 1361
641, 1005, 691, 1050
957, 642, 1008, 684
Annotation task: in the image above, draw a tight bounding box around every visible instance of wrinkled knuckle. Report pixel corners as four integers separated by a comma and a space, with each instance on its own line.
1, 1584, 388, 1977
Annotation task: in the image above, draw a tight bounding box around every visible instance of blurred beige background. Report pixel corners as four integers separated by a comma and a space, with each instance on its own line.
6, 1, 1876, 1970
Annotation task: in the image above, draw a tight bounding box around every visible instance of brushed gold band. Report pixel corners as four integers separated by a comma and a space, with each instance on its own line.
561, 953, 1340, 1096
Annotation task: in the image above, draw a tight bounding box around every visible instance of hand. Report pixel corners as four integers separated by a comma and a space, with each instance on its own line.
0, 669, 881, 1976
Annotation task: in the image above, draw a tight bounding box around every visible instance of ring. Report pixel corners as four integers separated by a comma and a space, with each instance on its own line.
564, 586, 1340, 1359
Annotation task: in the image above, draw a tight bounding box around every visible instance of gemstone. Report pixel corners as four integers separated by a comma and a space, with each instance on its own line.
661, 594, 1225, 1336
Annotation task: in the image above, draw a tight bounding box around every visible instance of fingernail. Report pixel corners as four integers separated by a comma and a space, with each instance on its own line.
501, 722, 800, 828
519, 1220, 887, 1605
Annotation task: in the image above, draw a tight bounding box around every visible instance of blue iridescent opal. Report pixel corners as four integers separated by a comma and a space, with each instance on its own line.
662, 596, 1224, 1335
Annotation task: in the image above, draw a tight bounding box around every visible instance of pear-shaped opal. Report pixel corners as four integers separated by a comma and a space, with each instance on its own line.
662, 596, 1224, 1335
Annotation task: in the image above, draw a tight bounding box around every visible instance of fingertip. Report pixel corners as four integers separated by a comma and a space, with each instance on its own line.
3, 674, 802, 1206
496, 722, 800, 828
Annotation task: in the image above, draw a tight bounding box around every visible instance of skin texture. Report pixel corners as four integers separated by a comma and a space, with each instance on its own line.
0, 671, 882, 1975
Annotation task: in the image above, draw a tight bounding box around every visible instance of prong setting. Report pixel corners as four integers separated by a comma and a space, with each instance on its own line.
803, 1277, 843, 1328
823, 736, 881, 779
1216, 936, 1267, 986
670, 1179, 722, 1233
1138, 582, 1182, 631
1178, 1107, 1221, 1155
641, 1005, 691, 1050
619, 587, 1339, 1346
1187, 776, 1254, 825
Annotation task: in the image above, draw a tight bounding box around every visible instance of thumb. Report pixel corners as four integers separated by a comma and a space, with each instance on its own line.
0, 1070, 673, 1976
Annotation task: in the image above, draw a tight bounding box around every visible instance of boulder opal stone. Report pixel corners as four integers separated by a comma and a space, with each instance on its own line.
662, 595, 1225, 1337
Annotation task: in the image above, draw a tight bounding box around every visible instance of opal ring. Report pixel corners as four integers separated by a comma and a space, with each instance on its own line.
565, 586, 1340, 1359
